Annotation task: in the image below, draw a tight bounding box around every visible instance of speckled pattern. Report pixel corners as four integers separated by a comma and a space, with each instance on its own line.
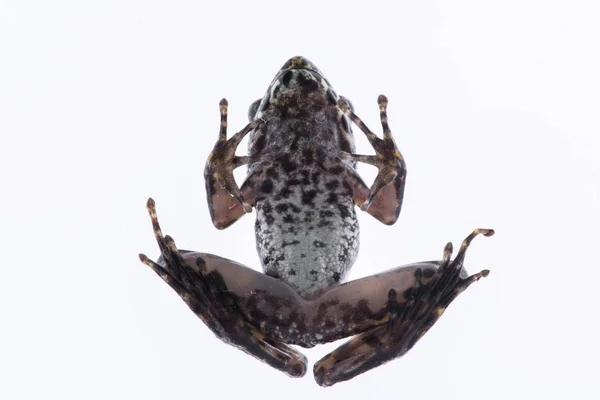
254, 168, 359, 296
245, 61, 360, 296
140, 56, 494, 386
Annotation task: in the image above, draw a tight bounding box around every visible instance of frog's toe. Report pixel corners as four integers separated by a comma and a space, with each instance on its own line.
234, 328, 308, 379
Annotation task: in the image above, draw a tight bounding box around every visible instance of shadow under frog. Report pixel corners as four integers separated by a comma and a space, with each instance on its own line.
139, 56, 493, 387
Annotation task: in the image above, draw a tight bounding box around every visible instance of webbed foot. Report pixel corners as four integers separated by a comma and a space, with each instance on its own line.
313, 228, 493, 387
339, 95, 407, 225
139, 198, 308, 378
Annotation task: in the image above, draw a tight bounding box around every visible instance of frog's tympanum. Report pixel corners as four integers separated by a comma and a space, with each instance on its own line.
139, 57, 493, 386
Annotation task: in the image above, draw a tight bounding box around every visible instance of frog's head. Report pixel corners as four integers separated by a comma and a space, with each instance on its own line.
248, 56, 342, 121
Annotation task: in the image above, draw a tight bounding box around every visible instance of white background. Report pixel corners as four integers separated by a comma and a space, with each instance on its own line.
1, 1, 599, 398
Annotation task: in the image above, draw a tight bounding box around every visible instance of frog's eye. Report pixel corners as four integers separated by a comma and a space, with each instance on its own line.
339, 96, 354, 112
248, 98, 262, 121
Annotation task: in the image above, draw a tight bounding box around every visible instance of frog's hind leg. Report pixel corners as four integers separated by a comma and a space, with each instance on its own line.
139, 198, 308, 378
233, 327, 309, 378
139, 198, 231, 333
312, 229, 493, 387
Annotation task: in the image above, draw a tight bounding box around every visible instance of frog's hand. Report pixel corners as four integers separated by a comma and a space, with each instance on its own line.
139, 198, 307, 378
204, 98, 271, 229
339, 95, 406, 226
312, 229, 493, 387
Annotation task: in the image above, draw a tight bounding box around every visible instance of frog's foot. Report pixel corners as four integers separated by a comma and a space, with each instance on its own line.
139, 198, 308, 378
339, 95, 407, 225
313, 228, 493, 387
204, 99, 272, 229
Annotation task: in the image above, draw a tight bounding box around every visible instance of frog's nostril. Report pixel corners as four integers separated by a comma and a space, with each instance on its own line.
280, 70, 319, 91
282, 70, 293, 87
296, 71, 318, 91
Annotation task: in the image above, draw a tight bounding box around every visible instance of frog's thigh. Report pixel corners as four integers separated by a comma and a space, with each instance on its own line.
312, 260, 488, 386
179, 252, 309, 377
309, 264, 434, 385
180, 252, 305, 301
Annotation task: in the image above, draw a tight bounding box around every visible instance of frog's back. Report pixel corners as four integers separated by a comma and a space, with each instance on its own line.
253, 140, 359, 297
246, 57, 360, 297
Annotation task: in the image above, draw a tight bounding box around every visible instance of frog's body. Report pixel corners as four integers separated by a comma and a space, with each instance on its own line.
140, 57, 493, 386
247, 64, 360, 295
254, 157, 360, 296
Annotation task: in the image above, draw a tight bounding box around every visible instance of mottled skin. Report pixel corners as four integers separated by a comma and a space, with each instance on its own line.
204, 57, 406, 296
139, 57, 493, 386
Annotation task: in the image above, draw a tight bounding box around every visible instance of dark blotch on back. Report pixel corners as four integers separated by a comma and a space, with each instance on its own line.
302, 190, 318, 205
300, 170, 310, 185
260, 179, 274, 194
278, 186, 292, 199
259, 201, 275, 225
325, 180, 340, 191
253, 134, 266, 155
329, 165, 344, 175
337, 203, 351, 219
275, 203, 289, 213
280, 154, 296, 172
311, 171, 320, 185
319, 210, 334, 218
323, 319, 336, 329
266, 166, 279, 180
326, 192, 338, 204
303, 149, 314, 165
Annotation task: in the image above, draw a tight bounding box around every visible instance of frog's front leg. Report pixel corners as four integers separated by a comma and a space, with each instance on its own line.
204, 99, 271, 229
139, 198, 308, 377
340, 95, 407, 225
312, 229, 493, 387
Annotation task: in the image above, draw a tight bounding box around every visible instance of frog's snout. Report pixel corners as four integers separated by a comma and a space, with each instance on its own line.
280, 69, 320, 92
280, 56, 316, 71
261, 56, 338, 109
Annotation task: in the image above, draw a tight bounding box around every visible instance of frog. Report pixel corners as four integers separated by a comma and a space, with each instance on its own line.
138, 56, 493, 387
